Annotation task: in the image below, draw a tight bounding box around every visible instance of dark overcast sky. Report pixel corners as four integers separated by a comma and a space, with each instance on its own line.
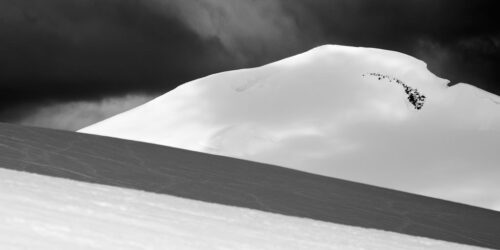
1, 0, 499, 130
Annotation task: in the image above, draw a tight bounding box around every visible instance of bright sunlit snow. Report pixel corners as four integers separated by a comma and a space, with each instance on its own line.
80, 45, 500, 210
0, 168, 484, 250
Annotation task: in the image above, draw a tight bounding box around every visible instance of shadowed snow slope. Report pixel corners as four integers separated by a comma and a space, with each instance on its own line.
1, 123, 500, 248
80, 45, 500, 211
0, 168, 486, 250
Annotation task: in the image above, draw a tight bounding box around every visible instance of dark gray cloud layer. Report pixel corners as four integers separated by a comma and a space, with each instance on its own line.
0, 0, 498, 127
0, 0, 230, 120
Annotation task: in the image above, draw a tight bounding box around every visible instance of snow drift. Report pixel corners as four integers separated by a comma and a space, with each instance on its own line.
80, 45, 500, 210
0, 168, 484, 250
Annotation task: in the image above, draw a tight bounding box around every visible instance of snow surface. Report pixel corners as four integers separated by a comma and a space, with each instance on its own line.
80, 45, 500, 210
0, 168, 484, 250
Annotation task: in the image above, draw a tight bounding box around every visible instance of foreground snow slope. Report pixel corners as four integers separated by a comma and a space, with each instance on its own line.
0, 168, 484, 250
3, 122, 500, 248
81, 45, 500, 210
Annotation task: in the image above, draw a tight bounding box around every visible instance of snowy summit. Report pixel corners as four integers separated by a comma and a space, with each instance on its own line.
81, 45, 500, 210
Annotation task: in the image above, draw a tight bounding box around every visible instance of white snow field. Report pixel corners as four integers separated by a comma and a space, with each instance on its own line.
0, 168, 485, 250
80, 45, 500, 210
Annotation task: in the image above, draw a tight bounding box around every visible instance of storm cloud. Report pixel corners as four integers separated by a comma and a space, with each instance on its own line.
0, 0, 498, 129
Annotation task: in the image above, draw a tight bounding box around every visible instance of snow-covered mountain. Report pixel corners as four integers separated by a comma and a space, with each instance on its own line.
80, 45, 500, 210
